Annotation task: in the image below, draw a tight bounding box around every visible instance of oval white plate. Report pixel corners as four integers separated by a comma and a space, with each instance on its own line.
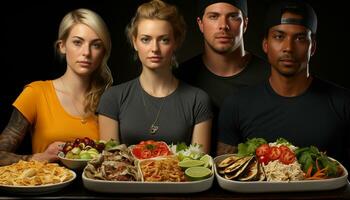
82, 171, 213, 193
214, 154, 348, 193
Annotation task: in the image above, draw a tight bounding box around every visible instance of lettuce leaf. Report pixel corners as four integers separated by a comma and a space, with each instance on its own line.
237, 138, 267, 156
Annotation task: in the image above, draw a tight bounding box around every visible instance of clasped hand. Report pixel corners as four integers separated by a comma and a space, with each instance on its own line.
31, 141, 65, 162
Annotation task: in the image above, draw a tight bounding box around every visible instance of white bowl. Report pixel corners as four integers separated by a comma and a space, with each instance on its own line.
58, 152, 91, 170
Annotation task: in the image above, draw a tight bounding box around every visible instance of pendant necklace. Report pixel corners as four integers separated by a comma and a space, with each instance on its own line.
141, 93, 165, 134
60, 78, 87, 124
140, 77, 173, 135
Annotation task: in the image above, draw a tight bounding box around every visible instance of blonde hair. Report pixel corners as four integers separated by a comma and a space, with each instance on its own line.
126, 0, 186, 52
55, 8, 113, 114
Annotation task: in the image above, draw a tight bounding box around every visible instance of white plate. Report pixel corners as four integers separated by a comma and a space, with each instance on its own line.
58, 152, 91, 170
82, 171, 213, 193
214, 154, 348, 193
0, 170, 76, 195
83, 155, 215, 194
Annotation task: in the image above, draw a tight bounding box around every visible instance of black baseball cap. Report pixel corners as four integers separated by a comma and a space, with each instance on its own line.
264, 0, 317, 34
198, 0, 248, 17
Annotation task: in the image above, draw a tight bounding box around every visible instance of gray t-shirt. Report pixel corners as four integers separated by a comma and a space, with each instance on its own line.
97, 78, 213, 145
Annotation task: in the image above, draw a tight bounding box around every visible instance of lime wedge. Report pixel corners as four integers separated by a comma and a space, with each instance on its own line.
178, 159, 205, 169
200, 154, 212, 168
182, 157, 191, 161
185, 166, 212, 181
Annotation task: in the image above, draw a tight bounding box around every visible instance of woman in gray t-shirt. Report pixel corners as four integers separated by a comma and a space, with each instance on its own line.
97, 0, 213, 153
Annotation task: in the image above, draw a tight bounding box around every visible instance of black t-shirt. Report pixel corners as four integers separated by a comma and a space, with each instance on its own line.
218, 77, 350, 168
175, 53, 270, 111
175, 53, 270, 154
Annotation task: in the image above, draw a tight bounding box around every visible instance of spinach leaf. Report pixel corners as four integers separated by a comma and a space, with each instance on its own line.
296, 146, 339, 177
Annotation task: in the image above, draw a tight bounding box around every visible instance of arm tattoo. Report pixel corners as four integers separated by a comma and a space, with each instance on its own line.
216, 142, 238, 156
0, 109, 32, 166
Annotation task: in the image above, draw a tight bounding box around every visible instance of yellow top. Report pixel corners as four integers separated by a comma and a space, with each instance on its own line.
13, 80, 99, 153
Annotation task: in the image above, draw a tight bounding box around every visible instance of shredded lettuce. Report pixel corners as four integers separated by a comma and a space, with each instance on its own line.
270, 137, 298, 151
276, 138, 290, 145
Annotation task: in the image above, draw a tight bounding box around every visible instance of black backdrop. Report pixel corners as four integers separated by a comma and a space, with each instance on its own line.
1, 0, 349, 131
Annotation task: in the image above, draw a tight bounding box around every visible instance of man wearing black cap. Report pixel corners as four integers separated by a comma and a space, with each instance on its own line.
175, 0, 270, 154
217, 0, 350, 170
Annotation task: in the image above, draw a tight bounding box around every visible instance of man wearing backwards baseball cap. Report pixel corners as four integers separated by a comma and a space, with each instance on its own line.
175, 0, 270, 154
217, 0, 350, 172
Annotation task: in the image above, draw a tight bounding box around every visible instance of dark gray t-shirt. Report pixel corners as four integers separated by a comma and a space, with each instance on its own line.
97, 78, 213, 145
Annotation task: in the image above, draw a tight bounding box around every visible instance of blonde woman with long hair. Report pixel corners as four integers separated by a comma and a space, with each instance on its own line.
0, 8, 113, 166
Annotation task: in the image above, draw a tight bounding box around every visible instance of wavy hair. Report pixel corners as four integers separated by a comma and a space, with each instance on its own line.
55, 8, 113, 114
126, 0, 186, 67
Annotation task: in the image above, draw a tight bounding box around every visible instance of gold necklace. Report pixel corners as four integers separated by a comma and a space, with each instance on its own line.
140, 77, 173, 135
59, 78, 87, 124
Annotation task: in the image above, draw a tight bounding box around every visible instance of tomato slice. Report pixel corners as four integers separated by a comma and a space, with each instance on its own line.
134, 140, 170, 159
279, 149, 296, 164
159, 150, 168, 156
258, 155, 271, 165
278, 145, 291, 152
152, 148, 161, 157
158, 142, 167, 148
268, 146, 281, 160
141, 149, 152, 159
255, 144, 270, 156
132, 147, 142, 158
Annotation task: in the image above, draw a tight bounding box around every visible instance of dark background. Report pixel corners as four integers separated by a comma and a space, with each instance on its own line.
1, 0, 348, 132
